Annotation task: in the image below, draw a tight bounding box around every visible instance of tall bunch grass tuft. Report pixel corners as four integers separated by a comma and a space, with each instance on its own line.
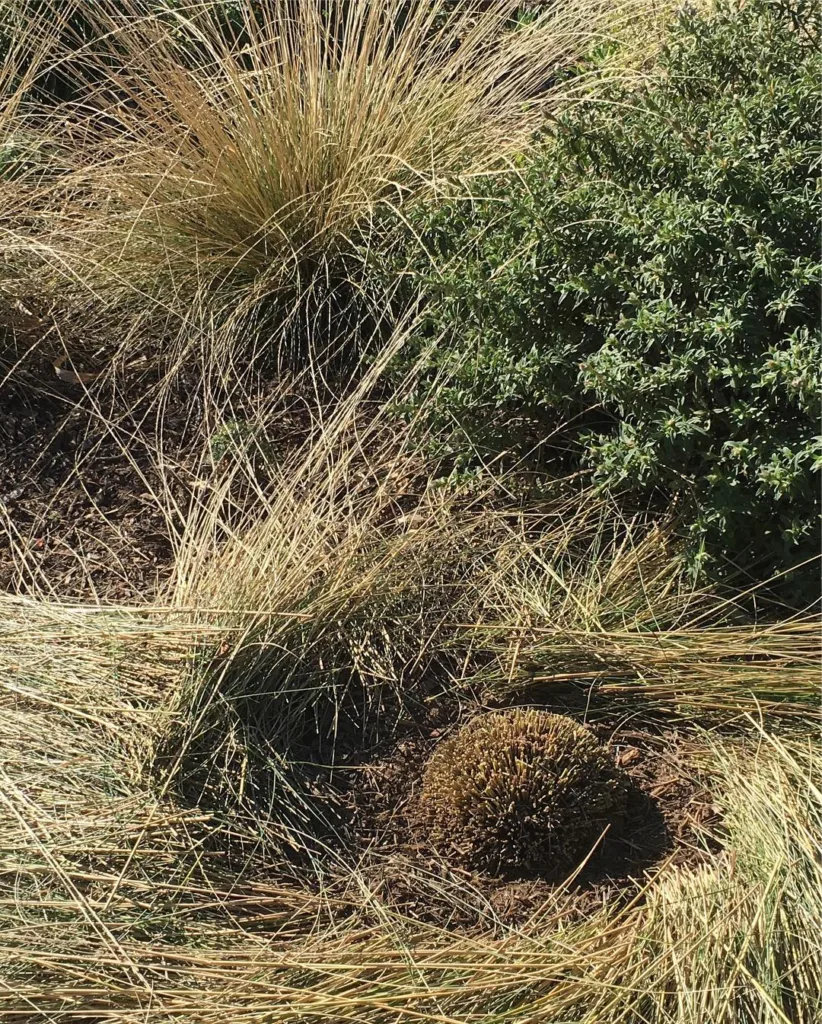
463, 509, 821, 714
49, 0, 650, 367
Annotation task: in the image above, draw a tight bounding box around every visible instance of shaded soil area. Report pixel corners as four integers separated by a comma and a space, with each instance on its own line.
0, 335, 312, 601
1, 351, 193, 600
339, 708, 722, 929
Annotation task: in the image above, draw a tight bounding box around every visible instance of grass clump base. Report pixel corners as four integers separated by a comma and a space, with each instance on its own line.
418, 709, 627, 875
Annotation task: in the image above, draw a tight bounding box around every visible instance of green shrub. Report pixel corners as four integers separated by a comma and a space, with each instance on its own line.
386, 0, 821, 590
418, 709, 627, 875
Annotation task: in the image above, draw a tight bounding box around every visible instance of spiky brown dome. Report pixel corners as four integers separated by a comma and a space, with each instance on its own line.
418, 709, 627, 875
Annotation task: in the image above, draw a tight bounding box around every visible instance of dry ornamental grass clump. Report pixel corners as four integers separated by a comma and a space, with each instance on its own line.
419, 709, 627, 875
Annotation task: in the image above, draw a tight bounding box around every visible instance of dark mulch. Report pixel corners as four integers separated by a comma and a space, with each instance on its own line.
338, 708, 722, 930
0, 349, 198, 601
0, 331, 320, 601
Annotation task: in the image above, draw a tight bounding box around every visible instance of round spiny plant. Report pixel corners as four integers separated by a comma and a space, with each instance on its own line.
418, 709, 627, 875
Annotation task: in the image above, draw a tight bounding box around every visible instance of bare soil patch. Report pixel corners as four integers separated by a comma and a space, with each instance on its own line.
0, 339, 314, 601
0, 352, 194, 600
